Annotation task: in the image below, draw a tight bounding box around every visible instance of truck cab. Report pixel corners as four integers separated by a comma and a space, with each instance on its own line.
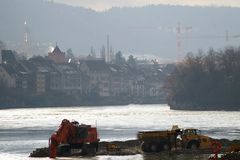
181, 128, 212, 149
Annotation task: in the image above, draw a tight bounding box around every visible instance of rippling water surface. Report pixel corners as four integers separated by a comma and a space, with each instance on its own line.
0, 104, 239, 160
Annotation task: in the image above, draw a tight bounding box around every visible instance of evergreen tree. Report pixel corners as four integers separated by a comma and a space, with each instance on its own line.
115, 51, 125, 65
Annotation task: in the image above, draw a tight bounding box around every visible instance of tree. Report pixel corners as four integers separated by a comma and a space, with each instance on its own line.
127, 55, 137, 67
66, 48, 75, 63
165, 46, 240, 110
115, 51, 125, 65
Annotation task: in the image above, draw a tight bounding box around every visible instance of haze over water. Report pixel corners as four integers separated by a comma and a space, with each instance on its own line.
0, 104, 239, 160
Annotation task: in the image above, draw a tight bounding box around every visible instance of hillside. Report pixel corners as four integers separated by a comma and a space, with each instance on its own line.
0, 0, 240, 59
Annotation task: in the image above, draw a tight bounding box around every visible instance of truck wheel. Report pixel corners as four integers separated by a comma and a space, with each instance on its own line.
141, 142, 150, 152
150, 143, 158, 152
190, 144, 198, 150
162, 143, 170, 151
188, 141, 199, 150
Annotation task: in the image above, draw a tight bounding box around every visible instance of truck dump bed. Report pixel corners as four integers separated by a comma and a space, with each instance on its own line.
138, 130, 177, 141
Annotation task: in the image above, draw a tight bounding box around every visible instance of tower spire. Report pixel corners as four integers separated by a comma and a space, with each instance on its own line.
24, 20, 28, 44
107, 35, 110, 62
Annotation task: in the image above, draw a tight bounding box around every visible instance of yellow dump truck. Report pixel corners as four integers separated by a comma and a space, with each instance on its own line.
137, 126, 212, 152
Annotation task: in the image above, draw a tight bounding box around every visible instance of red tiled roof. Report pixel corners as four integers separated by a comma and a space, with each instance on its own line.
52, 45, 62, 53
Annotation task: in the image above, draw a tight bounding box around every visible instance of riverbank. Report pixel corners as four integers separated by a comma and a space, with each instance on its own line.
30, 139, 240, 157
0, 95, 166, 110
169, 102, 240, 111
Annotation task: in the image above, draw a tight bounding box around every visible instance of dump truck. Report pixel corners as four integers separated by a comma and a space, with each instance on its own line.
49, 119, 99, 158
137, 125, 212, 152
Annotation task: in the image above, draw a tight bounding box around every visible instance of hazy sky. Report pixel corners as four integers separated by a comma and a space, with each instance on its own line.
54, 0, 240, 11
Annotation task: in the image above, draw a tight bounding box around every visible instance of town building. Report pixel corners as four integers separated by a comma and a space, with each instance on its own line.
0, 50, 31, 89
1, 50, 18, 65
80, 60, 111, 97
0, 47, 169, 104
108, 64, 125, 96
35, 67, 48, 94
21, 56, 53, 93
0, 64, 16, 88
48, 45, 65, 63
51, 63, 82, 95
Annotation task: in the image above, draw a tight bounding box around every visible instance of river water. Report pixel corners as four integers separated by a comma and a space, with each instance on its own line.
0, 104, 239, 160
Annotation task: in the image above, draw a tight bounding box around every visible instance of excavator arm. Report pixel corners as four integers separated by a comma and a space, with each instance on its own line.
49, 119, 73, 158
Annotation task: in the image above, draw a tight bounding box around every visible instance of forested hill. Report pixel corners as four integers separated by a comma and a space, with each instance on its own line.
165, 46, 240, 111
0, 0, 240, 59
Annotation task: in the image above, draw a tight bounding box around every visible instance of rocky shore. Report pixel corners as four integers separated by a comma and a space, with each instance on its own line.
30, 139, 240, 158
30, 140, 141, 157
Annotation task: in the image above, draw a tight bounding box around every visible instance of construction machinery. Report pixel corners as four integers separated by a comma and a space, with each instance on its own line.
49, 119, 99, 158
226, 143, 240, 153
106, 143, 121, 152
214, 143, 240, 160
137, 125, 212, 152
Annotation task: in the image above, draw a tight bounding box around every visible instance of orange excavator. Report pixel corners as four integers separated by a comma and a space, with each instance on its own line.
49, 119, 99, 158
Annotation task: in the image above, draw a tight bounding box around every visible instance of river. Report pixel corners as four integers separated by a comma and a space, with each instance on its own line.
0, 104, 239, 160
